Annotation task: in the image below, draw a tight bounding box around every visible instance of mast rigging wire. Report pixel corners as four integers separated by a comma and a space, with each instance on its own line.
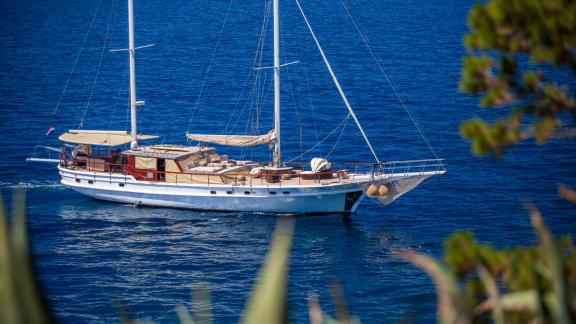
287, 114, 350, 162
187, 0, 235, 136
340, 0, 440, 159
224, 0, 271, 135
226, 0, 272, 136
324, 115, 349, 158
77, 0, 119, 129
51, 0, 106, 117
295, 0, 381, 164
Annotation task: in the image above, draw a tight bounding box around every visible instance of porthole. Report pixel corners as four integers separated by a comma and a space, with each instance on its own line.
210, 190, 216, 194
75, 179, 81, 183
282, 191, 290, 195
226, 191, 233, 195
88, 180, 94, 184
244, 191, 251, 195
119, 183, 125, 187
269, 191, 277, 195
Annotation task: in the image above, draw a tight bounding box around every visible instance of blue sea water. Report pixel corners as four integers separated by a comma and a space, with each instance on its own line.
1, 0, 575, 322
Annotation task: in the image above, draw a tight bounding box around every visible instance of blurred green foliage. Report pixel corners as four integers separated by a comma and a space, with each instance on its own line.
404, 202, 576, 323
0, 190, 52, 324
460, 0, 576, 157
241, 219, 293, 324
176, 283, 213, 324
453, 2, 576, 321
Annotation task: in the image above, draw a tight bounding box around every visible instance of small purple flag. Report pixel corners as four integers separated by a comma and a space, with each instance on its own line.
46, 125, 56, 136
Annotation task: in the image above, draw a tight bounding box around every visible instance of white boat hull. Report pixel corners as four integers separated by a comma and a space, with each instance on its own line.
58, 165, 441, 214
58, 165, 369, 213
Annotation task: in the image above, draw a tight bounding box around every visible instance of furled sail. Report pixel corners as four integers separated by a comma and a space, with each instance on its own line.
186, 130, 276, 147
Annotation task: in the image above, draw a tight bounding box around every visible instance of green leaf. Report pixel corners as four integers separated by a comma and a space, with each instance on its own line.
475, 290, 537, 314
241, 219, 294, 324
526, 202, 573, 323
460, 0, 576, 157
0, 190, 51, 324
476, 264, 505, 323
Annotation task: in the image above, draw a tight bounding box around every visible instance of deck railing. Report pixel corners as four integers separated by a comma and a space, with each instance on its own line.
62, 155, 446, 187
378, 159, 446, 177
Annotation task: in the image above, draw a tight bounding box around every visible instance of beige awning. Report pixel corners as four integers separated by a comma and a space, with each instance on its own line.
186, 130, 276, 147
59, 130, 158, 146
135, 156, 157, 170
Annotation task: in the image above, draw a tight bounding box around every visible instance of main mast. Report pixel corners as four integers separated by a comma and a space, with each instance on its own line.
128, 0, 138, 149
272, 0, 281, 167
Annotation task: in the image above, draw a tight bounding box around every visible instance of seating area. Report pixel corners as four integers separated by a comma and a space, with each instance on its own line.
63, 144, 360, 186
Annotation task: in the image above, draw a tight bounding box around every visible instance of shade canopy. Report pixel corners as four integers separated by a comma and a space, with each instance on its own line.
186, 130, 276, 147
59, 130, 158, 146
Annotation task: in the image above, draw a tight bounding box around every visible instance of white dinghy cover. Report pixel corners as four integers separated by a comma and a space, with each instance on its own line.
310, 158, 331, 172
186, 130, 276, 147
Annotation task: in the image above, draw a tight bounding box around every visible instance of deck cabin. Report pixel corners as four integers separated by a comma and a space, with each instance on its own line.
121, 145, 258, 184
58, 130, 348, 186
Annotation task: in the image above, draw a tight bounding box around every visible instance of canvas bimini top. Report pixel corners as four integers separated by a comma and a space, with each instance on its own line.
59, 130, 158, 147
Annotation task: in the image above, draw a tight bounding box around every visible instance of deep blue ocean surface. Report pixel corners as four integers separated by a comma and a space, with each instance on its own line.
1, 0, 575, 322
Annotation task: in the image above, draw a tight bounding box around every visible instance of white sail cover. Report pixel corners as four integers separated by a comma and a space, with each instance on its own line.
186, 130, 276, 147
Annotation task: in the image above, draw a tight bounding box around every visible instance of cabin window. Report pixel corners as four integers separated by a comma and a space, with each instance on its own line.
75, 179, 81, 183
269, 191, 277, 195
226, 191, 233, 195
282, 191, 290, 194
88, 180, 94, 184
119, 183, 125, 187
244, 191, 251, 195
210, 190, 216, 194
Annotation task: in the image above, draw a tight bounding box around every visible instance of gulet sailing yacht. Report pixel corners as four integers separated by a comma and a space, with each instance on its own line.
30, 0, 446, 213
